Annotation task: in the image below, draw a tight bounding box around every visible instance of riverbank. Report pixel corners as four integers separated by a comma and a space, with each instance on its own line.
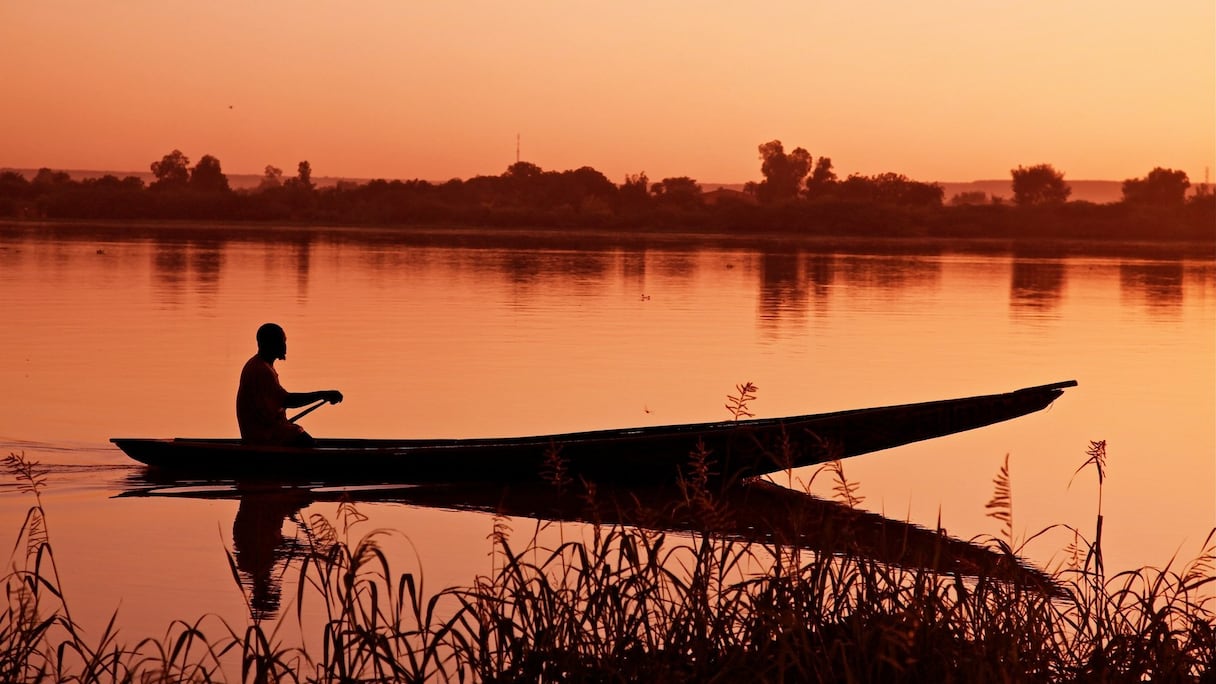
3, 218, 1213, 260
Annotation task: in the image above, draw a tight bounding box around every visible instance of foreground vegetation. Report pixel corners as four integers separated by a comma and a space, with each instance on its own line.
3, 445, 1213, 682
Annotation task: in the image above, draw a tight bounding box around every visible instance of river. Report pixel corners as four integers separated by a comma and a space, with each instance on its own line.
0, 221, 1212, 641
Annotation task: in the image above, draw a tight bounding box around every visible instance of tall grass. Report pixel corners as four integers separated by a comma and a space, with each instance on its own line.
3, 445, 1214, 682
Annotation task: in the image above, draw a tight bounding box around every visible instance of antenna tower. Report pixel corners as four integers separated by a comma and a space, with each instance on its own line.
516, 134, 520, 164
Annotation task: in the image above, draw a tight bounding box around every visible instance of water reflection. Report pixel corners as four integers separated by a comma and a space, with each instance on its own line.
290, 236, 311, 303
555, 252, 610, 282
1119, 261, 1185, 317
651, 252, 697, 279
805, 253, 835, 296
498, 251, 612, 300
0, 242, 20, 271
620, 249, 647, 295
150, 237, 230, 310
735, 253, 941, 334
152, 240, 188, 309
836, 254, 942, 291
191, 239, 224, 308
119, 475, 1057, 620
503, 251, 543, 284
757, 251, 809, 333
1010, 259, 1066, 312
231, 489, 309, 620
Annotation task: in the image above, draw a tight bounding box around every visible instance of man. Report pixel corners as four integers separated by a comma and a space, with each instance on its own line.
236, 323, 342, 446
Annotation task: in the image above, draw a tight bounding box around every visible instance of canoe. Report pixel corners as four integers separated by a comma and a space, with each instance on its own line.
111, 380, 1076, 486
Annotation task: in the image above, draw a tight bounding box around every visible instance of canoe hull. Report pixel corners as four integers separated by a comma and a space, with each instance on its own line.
112, 380, 1076, 485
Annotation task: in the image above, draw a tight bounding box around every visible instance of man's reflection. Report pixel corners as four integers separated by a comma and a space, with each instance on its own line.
231, 490, 311, 620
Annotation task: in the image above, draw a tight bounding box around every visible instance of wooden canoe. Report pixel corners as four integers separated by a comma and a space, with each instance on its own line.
111, 380, 1076, 486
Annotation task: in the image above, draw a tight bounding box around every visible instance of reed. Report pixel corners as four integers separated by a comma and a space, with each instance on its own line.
3, 446, 1214, 682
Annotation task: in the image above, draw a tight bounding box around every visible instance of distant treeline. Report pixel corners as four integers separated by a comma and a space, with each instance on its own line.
2, 142, 1212, 242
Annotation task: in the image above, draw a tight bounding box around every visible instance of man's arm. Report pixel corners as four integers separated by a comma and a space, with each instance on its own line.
284, 390, 343, 409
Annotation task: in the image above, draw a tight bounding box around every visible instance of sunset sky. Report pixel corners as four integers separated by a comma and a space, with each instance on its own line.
2, 1, 1212, 184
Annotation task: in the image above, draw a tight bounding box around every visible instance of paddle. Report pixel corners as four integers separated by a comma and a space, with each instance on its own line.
288, 399, 329, 424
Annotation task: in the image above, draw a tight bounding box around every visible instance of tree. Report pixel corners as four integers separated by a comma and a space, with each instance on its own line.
835, 173, 943, 207
150, 150, 191, 190
950, 191, 988, 206
259, 165, 284, 190
31, 168, 72, 189
652, 177, 702, 207
804, 157, 838, 199
84, 174, 143, 191
296, 161, 314, 191
562, 166, 616, 200
190, 154, 230, 193
504, 161, 543, 180
756, 140, 812, 203
619, 172, 650, 207
499, 162, 544, 205
0, 171, 31, 199
0, 172, 33, 217
1011, 164, 1070, 206
1121, 167, 1190, 206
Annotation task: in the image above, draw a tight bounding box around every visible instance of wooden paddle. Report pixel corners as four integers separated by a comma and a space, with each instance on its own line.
288, 399, 329, 424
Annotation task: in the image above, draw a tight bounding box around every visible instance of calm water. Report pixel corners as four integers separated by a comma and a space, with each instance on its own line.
1, 222, 1213, 639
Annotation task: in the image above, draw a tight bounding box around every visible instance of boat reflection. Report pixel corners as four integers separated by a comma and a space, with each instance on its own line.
119, 470, 1058, 620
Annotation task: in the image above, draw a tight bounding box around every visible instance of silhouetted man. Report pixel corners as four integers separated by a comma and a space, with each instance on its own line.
236, 323, 342, 447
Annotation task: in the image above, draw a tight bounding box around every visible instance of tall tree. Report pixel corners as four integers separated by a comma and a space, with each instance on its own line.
1121, 167, 1190, 206
150, 150, 191, 190
190, 154, 230, 192
1011, 164, 1071, 206
804, 157, 838, 199
500, 161, 544, 205
756, 140, 812, 203
296, 161, 314, 191
619, 172, 650, 207
259, 165, 284, 190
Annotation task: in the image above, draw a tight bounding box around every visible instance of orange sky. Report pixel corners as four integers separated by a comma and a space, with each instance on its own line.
2, 2, 1213, 184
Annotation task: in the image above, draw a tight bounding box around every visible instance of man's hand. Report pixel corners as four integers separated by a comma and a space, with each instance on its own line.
325, 390, 344, 404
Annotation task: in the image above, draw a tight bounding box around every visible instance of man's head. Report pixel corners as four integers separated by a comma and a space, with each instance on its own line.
256, 322, 287, 360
